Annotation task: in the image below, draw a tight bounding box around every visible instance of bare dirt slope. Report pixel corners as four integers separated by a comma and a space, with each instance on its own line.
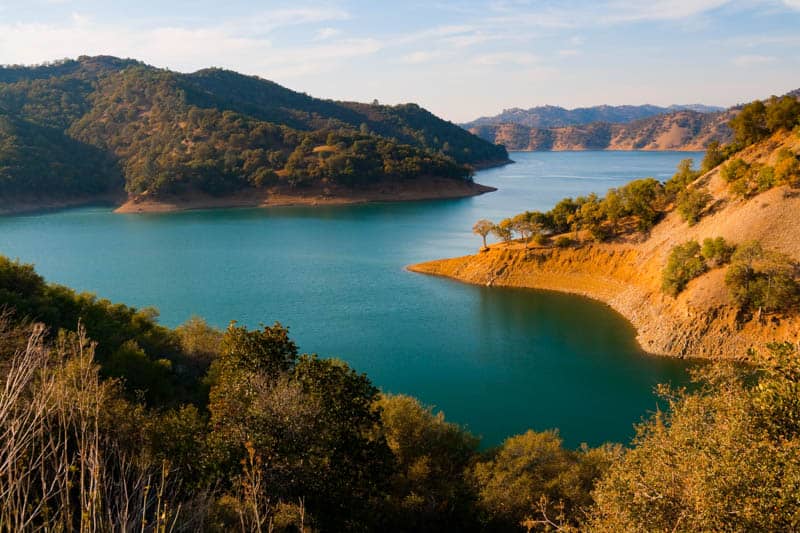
410, 131, 800, 359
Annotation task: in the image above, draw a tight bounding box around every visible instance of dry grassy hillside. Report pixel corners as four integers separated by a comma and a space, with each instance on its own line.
410, 131, 800, 359
469, 109, 734, 151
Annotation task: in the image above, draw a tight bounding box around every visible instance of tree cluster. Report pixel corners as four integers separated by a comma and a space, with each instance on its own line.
1, 56, 504, 202
661, 237, 735, 296
4, 258, 800, 531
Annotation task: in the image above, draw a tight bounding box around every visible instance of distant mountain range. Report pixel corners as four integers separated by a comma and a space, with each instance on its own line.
0, 56, 508, 212
462, 103, 724, 130
462, 103, 734, 151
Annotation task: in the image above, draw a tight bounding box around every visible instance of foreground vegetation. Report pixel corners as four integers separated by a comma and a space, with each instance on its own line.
2, 256, 800, 531
0, 56, 508, 203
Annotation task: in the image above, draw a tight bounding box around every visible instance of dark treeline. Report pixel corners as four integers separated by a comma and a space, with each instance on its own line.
0, 56, 508, 202
3, 256, 800, 531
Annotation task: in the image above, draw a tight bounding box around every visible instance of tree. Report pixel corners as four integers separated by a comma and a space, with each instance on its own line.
664, 158, 700, 200
511, 212, 542, 249
701, 140, 726, 172
701, 237, 734, 267
378, 394, 480, 530
725, 241, 799, 315
491, 219, 514, 245
676, 186, 712, 226
729, 100, 768, 146
589, 344, 800, 532
662, 241, 706, 296
472, 430, 619, 531
472, 219, 494, 250
765, 95, 800, 132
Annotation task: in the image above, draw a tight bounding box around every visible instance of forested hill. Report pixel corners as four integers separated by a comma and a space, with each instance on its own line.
0, 56, 508, 206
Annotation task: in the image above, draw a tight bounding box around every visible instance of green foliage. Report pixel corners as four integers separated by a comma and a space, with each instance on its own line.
765, 95, 800, 132
378, 394, 480, 530
775, 148, 800, 187
676, 186, 712, 225
720, 158, 779, 198
0, 56, 506, 203
701, 237, 734, 267
701, 140, 726, 172
729, 95, 800, 149
662, 241, 706, 296
730, 100, 769, 146
0, 255, 199, 405
555, 236, 574, 248
725, 241, 800, 314
472, 430, 619, 531
664, 158, 701, 200
589, 344, 800, 532
491, 218, 514, 244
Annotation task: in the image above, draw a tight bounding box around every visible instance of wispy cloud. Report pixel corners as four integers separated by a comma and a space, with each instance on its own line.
313, 27, 342, 41
732, 54, 778, 66
400, 50, 445, 64
471, 52, 539, 66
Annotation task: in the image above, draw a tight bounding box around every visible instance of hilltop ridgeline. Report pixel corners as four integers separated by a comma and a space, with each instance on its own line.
463, 103, 724, 130
414, 95, 800, 358
460, 98, 800, 151
0, 56, 508, 213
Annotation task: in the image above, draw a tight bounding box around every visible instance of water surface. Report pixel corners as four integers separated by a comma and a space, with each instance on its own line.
0, 151, 702, 447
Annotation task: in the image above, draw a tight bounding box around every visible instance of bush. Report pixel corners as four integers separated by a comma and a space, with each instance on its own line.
721, 159, 777, 198
676, 187, 712, 225
472, 430, 619, 531
725, 241, 800, 314
701, 140, 726, 172
701, 237, 734, 267
662, 241, 706, 296
664, 158, 700, 200
533, 233, 550, 246
775, 148, 800, 187
555, 236, 574, 248
589, 343, 800, 532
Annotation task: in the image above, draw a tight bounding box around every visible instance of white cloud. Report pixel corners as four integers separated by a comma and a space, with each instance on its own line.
783, 0, 800, 9
400, 50, 445, 64
732, 54, 778, 66
0, 7, 377, 80
602, 0, 732, 22
471, 52, 539, 66
314, 27, 342, 41
558, 49, 581, 56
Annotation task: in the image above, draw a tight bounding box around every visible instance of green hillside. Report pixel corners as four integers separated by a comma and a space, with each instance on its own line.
0, 56, 508, 202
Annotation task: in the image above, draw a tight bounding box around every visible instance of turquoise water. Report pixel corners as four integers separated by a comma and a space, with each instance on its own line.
0, 151, 702, 447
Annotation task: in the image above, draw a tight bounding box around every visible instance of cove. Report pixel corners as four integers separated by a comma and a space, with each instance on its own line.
0, 151, 702, 448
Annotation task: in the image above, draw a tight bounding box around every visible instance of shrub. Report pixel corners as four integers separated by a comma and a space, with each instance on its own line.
533, 233, 550, 246
701, 237, 734, 267
775, 148, 800, 187
664, 158, 700, 200
589, 343, 800, 532
662, 241, 706, 296
725, 241, 800, 314
701, 140, 726, 172
721, 159, 777, 198
676, 187, 712, 225
555, 236, 574, 248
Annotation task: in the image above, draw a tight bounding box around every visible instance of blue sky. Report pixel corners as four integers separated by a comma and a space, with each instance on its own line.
0, 0, 798, 122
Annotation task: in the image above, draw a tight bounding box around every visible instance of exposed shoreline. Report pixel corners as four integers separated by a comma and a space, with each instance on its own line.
0, 177, 499, 217
407, 239, 800, 361
0, 193, 124, 217
114, 179, 497, 214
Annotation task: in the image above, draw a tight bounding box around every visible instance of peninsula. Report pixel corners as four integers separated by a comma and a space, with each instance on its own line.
0, 56, 508, 214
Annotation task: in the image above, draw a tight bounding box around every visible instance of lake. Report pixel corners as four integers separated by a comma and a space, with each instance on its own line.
0, 151, 703, 448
